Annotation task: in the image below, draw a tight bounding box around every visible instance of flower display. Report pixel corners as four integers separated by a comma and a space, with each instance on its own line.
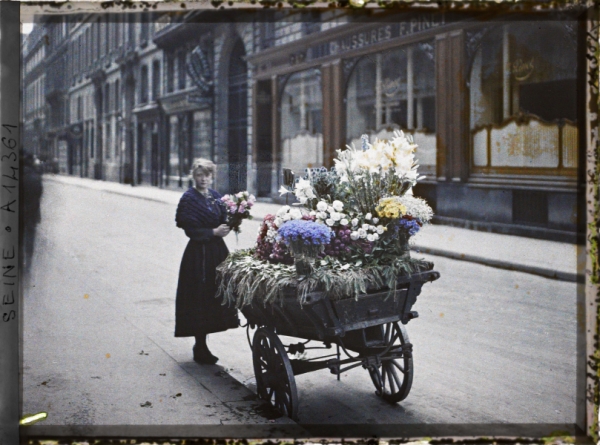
250, 132, 433, 276
221, 191, 255, 236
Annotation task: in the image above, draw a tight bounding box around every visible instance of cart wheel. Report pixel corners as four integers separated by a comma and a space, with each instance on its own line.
252, 327, 299, 420
367, 321, 413, 403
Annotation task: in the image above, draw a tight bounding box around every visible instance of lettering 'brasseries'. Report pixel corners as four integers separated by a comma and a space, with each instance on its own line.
327, 14, 446, 57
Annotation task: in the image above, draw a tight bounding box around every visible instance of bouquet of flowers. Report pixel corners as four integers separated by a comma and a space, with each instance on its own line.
221, 191, 256, 238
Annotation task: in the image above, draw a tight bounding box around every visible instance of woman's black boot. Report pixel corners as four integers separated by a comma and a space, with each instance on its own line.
193, 334, 219, 365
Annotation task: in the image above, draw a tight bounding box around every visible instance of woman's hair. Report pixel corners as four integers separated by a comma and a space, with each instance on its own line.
190, 158, 216, 177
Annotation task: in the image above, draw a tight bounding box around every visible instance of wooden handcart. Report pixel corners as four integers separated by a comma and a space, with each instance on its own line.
241, 265, 440, 421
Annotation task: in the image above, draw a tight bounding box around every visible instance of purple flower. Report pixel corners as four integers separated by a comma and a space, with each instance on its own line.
395, 218, 421, 236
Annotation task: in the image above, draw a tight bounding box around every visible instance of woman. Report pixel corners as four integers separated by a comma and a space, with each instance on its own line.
175, 158, 239, 364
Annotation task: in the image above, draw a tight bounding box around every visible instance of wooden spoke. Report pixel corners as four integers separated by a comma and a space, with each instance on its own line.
251, 327, 299, 420
366, 322, 413, 403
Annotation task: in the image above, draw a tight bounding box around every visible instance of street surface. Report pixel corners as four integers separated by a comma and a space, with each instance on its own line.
22, 179, 579, 432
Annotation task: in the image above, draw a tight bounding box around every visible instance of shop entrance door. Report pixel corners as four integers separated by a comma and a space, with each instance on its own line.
227, 39, 248, 194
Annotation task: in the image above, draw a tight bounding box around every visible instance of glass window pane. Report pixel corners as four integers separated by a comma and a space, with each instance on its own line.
346, 41, 436, 176
280, 68, 323, 174
469, 22, 578, 170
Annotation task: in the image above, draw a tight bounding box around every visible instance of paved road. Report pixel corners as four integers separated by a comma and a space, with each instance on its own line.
22, 180, 579, 434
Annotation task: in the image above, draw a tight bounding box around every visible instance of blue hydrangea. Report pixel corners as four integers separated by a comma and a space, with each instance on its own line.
395, 218, 422, 237
278, 220, 333, 246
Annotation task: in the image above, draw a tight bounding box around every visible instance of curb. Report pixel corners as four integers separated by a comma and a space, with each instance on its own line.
412, 245, 583, 283
44, 175, 581, 283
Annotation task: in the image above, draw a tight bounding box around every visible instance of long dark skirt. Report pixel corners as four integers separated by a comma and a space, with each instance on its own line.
175, 237, 238, 336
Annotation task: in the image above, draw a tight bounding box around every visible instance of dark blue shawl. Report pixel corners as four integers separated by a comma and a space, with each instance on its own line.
175, 188, 227, 242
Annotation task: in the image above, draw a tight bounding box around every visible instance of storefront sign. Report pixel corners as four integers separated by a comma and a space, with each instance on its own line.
312, 13, 446, 59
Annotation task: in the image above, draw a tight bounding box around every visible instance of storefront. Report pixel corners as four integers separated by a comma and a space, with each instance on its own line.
247, 10, 584, 241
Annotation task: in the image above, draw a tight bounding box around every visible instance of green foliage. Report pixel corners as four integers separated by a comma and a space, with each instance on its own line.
216, 249, 433, 308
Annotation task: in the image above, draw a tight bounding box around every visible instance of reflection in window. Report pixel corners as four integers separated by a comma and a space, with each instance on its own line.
470, 23, 577, 170
193, 110, 212, 159
280, 68, 323, 175
346, 42, 436, 176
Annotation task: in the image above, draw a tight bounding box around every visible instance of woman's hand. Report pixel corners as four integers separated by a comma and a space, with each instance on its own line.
213, 224, 231, 237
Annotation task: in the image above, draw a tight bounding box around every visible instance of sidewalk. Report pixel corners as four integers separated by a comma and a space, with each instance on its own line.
45, 174, 582, 283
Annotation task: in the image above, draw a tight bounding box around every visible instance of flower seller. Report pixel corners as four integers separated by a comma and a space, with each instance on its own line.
174, 158, 239, 364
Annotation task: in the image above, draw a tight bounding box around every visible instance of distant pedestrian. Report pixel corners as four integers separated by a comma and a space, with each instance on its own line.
174, 158, 239, 364
21, 152, 43, 276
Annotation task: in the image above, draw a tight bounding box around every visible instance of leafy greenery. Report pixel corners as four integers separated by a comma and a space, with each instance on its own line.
216, 248, 433, 308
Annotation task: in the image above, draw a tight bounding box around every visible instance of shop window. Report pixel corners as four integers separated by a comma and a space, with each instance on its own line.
346, 41, 436, 177
280, 68, 323, 175
470, 22, 577, 173
169, 115, 179, 183
193, 110, 212, 159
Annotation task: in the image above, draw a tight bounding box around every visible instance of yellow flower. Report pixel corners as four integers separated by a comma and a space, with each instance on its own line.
376, 197, 407, 220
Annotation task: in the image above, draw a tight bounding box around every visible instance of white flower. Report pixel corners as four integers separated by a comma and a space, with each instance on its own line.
358, 228, 367, 238
350, 231, 359, 241
277, 205, 290, 217
282, 214, 292, 222
362, 224, 370, 230
318, 211, 328, 220
294, 178, 316, 202
365, 213, 372, 220
340, 218, 349, 226
331, 212, 341, 221
376, 225, 385, 234
316, 201, 328, 212
372, 217, 379, 224
326, 218, 335, 226
372, 233, 379, 241
309, 210, 316, 216
367, 234, 375, 242
327, 206, 334, 213
332, 200, 344, 212
351, 218, 359, 226
290, 208, 303, 220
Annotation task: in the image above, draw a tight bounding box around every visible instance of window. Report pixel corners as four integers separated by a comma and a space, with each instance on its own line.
141, 12, 150, 44
469, 22, 578, 172
346, 41, 436, 176
177, 51, 187, 90
193, 110, 212, 159
104, 83, 110, 114
152, 60, 160, 101
140, 65, 149, 104
115, 79, 120, 111
280, 68, 323, 174
115, 15, 120, 48
106, 122, 111, 159
167, 54, 174, 93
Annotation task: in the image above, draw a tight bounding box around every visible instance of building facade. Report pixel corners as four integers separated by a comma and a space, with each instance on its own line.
22, 8, 586, 242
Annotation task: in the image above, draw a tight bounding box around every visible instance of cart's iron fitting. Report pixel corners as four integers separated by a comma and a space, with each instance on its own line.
288, 342, 306, 355
401, 310, 419, 325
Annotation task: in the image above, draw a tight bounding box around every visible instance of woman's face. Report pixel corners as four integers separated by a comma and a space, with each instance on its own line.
193, 170, 213, 191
